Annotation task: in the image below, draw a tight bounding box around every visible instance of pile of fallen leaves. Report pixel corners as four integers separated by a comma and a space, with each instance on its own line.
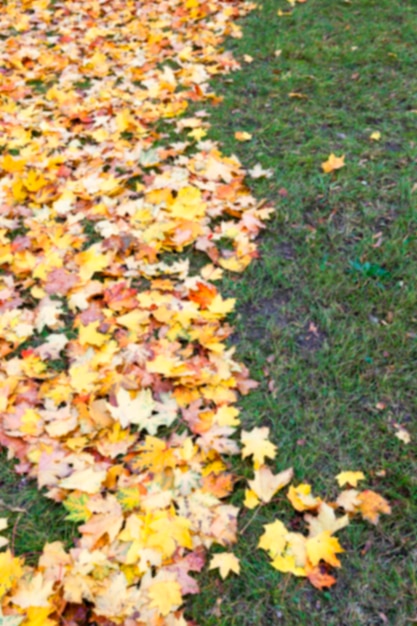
0, 0, 390, 624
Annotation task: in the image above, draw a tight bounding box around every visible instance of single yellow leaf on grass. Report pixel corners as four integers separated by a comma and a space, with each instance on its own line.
395, 427, 411, 444
249, 466, 293, 503
241, 427, 277, 466
209, 552, 240, 579
148, 580, 182, 616
306, 530, 344, 568
287, 484, 320, 512
357, 490, 391, 524
336, 471, 365, 487
370, 131, 381, 141
234, 131, 252, 141
321, 153, 345, 174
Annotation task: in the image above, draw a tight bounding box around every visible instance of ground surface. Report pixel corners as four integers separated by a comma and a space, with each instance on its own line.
1, 0, 416, 624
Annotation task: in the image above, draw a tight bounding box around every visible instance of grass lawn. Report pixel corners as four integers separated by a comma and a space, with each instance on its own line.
1, 0, 416, 624
187, 0, 417, 623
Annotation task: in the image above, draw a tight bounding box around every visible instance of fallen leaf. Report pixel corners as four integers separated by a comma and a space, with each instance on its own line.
395, 427, 411, 444
241, 427, 277, 467
234, 131, 252, 141
148, 580, 182, 616
287, 484, 320, 512
249, 466, 294, 503
321, 153, 345, 174
305, 502, 349, 537
335, 471, 365, 488
357, 490, 391, 524
209, 552, 240, 579
306, 531, 344, 568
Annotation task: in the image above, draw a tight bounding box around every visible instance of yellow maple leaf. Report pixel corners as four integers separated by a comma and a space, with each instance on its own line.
188, 128, 207, 141
207, 294, 235, 316
336, 489, 360, 512
306, 530, 344, 568
148, 580, 182, 616
147, 514, 192, 558
59, 467, 107, 494
287, 483, 320, 512
249, 466, 294, 504
271, 532, 307, 577
22, 606, 57, 626
78, 321, 109, 347
107, 387, 155, 430
20, 409, 43, 437
258, 519, 288, 557
146, 354, 181, 376
241, 427, 277, 467
1, 154, 26, 173
0, 550, 23, 598
335, 471, 365, 488
168, 186, 206, 220
356, 490, 391, 524
69, 363, 98, 394
22, 170, 47, 192
75, 245, 109, 283
305, 502, 349, 537
134, 436, 176, 473
12, 179, 27, 202
209, 552, 240, 579
215, 405, 240, 427
11, 572, 54, 608
321, 153, 345, 174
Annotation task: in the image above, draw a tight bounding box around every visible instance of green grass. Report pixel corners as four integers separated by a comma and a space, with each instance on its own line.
1, 0, 416, 624
186, 0, 417, 623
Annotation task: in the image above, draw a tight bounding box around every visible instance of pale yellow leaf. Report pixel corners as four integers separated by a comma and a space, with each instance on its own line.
148, 580, 182, 616
249, 466, 293, 503
241, 427, 277, 466
209, 552, 240, 579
